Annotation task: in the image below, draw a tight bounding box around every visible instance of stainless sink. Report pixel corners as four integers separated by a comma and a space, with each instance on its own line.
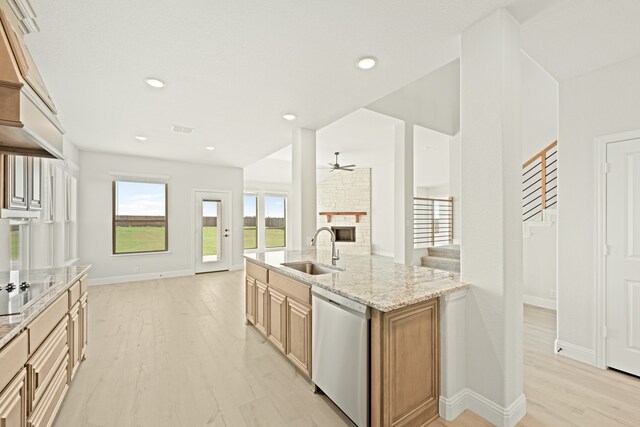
280, 261, 342, 275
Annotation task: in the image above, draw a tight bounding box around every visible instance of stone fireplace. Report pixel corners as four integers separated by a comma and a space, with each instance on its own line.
316, 168, 371, 255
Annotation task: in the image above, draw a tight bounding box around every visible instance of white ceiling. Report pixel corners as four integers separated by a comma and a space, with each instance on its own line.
24, 0, 640, 168
26, 0, 518, 168
244, 108, 452, 187
520, 0, 640, 81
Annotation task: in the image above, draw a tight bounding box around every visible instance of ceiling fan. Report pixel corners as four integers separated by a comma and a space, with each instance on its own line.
327, 152, 356, 172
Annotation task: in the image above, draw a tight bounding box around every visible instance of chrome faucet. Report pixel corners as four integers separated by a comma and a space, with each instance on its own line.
311, 227, 340, 266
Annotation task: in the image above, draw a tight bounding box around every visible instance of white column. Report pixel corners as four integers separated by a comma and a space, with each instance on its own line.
439, 289, 468, 420
291, 128, 317, 250
460, 9, 525, 426
394, 122, 414, 265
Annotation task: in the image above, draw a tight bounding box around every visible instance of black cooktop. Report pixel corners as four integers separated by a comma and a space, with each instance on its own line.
0, 275, 57, 317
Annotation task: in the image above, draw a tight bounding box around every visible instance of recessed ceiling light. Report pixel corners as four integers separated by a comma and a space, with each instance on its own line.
145, 78, 166, 88
282, 113, 297, 121
424, 146, 432, 150
356, 56, 377, 70
205, 146, 215, 151
135, 135, 147, 141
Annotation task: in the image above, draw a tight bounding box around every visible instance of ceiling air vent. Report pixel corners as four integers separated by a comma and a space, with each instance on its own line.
171, 125, 194, 134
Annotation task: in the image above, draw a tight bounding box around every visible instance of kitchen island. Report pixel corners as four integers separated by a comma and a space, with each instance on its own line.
244, 250, 468, 427
0, 265, 90, 426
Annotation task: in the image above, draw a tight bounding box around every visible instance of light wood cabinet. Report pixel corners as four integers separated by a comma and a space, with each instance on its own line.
80, 293, 88, 361
27, 356, 68, 427
286, 298, 312, 377
371, 298, 440, 427
0, 276, 88, 427
245, 276, 256, 325
267, 287, 287, 354
0, 368, 27, 427
245, 261, 313, 380
255, 281, 268, 336
67, 302, 81, 382
26, 316, 67, 413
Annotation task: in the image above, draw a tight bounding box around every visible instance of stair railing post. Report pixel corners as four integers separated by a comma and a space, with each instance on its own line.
541, 152, 547, 210
431, 200, 435, 246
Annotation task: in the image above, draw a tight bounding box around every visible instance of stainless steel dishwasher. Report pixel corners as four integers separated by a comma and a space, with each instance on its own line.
312, 286, 370, 427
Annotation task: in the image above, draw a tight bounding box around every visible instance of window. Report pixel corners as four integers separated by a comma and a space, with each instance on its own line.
113, 181, 168, 254
265, 195, 286, 248
243, 194, 258, 250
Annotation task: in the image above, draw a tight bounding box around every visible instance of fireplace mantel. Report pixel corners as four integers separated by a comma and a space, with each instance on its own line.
319, 211, 367, 223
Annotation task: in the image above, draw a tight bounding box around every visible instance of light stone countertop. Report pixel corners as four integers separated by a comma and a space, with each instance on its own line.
244, 250, 468, 312
0, 265, 91, 348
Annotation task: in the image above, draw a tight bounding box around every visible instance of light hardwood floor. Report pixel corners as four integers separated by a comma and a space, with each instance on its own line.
54, 272, 640, 426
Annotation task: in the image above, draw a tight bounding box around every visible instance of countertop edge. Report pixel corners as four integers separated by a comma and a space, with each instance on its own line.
0, 265, 92, 348
244, 256, 469, 312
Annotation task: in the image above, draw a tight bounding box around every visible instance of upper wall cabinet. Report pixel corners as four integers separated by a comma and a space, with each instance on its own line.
4, 154, 42, 212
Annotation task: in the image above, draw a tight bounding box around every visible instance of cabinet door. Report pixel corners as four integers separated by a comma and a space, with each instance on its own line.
245, 276, 256, 324
255, 281, 268, 336
80, 293, 88, 360
27, 157, 43, 211
0, 369, 27, 427
6, 155, 28, 210
68, 302, 81, 382
286, 298, 312, 377
267, 288, 287, 353
371, 299, 440, 427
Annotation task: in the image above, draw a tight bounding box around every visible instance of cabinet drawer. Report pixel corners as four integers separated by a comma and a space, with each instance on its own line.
268, 271, 311, 305
246, 261, 268, 283
79, 275, 88, 296
27, 355, 68, 427
67, 281, 80, 308
0, 368, 27, 427
28, 293, 67, 354
0, 332, 28, 393
27, 317, 68, 412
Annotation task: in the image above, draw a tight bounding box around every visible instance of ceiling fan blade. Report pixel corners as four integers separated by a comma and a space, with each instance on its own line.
338, 167, 354, 171
340, 164, 356, 168
328, 163, 337, 167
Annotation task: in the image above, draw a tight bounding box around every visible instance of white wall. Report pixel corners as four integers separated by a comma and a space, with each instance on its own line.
449, 133, 461, 244
522, 52, 559, 161
371, 163, 394, 257
523, 223, 557, 309
79, 151, 243, 284
557, 55, 640, 357
414, 126, 450, 196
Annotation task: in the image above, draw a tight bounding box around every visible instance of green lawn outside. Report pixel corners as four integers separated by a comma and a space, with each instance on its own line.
114, 225, 285, 254
10, 229, 18, 260
202, 226, 218, 256
242, 227, 285, 249
115, 226, 166, 253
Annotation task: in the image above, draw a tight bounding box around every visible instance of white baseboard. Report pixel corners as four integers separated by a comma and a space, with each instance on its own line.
555, 339, 596, 366
88, 269, 194, 286
372, 250, 394, 257
440, 389, 468, 421
523, 295, 557, 310
440, 390, 526, 427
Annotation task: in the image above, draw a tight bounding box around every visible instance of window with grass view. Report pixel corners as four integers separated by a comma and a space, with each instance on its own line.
265, 195, 286, 248
113, 181, 167, 254
244, 195, 257, 250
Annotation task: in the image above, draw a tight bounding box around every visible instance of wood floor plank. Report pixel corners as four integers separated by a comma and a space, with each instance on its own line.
53, 274, 640, 426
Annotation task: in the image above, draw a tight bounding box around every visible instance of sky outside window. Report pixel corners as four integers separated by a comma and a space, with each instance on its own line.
116, 181, 166, 216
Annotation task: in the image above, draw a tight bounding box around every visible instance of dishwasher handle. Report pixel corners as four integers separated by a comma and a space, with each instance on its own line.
312, 287, 370, 318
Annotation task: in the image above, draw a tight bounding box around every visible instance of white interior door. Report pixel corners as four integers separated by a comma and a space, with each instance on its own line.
195, 191, 231, 273
606, 138, 640, 376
